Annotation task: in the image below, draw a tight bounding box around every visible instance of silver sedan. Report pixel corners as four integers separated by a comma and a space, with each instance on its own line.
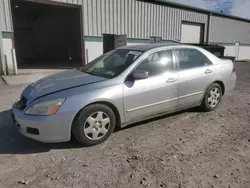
12, 44, 236, 146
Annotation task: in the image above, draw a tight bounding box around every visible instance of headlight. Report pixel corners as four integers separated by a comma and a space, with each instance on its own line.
25, 98, 66, 116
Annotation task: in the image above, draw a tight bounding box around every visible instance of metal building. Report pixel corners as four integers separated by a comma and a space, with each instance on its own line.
0, 0, 250, 75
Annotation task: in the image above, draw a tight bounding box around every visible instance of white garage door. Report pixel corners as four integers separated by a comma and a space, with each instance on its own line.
181, 23, 201, 44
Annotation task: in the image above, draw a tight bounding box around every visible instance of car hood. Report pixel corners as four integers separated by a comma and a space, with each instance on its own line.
23, 69, 108, 100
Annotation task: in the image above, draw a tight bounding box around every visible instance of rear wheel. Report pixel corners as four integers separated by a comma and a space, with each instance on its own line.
72, 104, 116, 146
201, 83, 222, 111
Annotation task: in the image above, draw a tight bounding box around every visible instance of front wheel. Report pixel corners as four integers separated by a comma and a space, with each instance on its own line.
201, 83, 222, 111
72, 104, 116, 146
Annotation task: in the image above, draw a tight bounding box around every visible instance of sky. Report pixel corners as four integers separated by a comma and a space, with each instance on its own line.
168, 0, 250, 19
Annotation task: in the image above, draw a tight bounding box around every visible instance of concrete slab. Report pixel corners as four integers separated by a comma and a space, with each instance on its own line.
2, 69, 66, 85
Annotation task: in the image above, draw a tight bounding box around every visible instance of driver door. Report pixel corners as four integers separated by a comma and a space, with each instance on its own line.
123, 49, 179, 122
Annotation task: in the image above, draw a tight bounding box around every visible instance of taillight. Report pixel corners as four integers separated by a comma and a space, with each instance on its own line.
232, 66, 236, 72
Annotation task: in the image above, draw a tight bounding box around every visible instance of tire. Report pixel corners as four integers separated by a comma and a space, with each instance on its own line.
72, 104, 116, 146
201, 83, 222, 112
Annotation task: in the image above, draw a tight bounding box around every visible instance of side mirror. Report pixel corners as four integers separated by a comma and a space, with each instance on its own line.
133, 70, 149, 80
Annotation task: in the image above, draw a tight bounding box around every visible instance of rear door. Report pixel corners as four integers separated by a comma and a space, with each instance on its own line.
174, 48, 216, 109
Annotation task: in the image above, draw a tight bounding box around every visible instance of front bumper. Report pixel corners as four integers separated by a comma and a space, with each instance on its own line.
12, 105, 76, 143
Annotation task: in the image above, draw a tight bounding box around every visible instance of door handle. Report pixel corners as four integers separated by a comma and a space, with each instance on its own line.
166, 78, 177, 83
205, 69, 213, 74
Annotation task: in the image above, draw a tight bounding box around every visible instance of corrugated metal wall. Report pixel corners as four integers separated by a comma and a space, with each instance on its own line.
82, 0, 208, 41
209, 15, 250, 44
1, 0, 250, 44
0, 0, 214, 43
0, 0, 13, 32
4, 0, 250, 44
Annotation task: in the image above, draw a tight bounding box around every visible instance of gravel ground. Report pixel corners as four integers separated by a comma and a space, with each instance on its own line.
0, 62, 249, 188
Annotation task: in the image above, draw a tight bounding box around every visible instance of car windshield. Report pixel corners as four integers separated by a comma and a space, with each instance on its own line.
82, 49, 143, 78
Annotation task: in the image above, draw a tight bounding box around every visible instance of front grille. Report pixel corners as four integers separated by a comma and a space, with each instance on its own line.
16, 95, 27, 111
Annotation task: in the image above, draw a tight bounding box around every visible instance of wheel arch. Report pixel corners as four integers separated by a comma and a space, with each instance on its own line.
71, 101, 122, 137
201, 80, 225, 104
213, 80, 225, 95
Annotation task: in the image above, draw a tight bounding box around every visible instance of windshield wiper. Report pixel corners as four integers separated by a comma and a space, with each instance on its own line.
82, 69, 112, 79
83, 71, 96, 76
88, 72, 97, 76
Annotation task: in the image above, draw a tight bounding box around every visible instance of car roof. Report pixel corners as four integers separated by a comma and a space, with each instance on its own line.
118, 43, 189, 51
118, 43, 221, 65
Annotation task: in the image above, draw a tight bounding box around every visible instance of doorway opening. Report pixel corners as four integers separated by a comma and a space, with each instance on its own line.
181, 21, 205, 44
11, 0, 82, 70
103, 34, 127, 54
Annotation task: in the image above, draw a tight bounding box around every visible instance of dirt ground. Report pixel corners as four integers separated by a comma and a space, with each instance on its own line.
0, 62, 249, 188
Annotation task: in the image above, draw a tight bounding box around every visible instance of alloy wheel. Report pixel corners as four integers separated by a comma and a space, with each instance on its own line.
208, 87, 220, 108
83, 111, 110, 140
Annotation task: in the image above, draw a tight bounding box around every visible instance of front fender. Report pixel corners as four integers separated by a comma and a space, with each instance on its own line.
57, 84, 125, 125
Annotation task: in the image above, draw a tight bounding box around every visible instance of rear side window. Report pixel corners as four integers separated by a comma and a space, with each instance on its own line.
201, 53, 213, 66
175, 49, 204, 70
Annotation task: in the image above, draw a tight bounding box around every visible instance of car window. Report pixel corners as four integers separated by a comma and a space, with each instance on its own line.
201, 53, 213, 66
134, 50, 173, 77
82, 49, 142, 78
175, 49, 204, 70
